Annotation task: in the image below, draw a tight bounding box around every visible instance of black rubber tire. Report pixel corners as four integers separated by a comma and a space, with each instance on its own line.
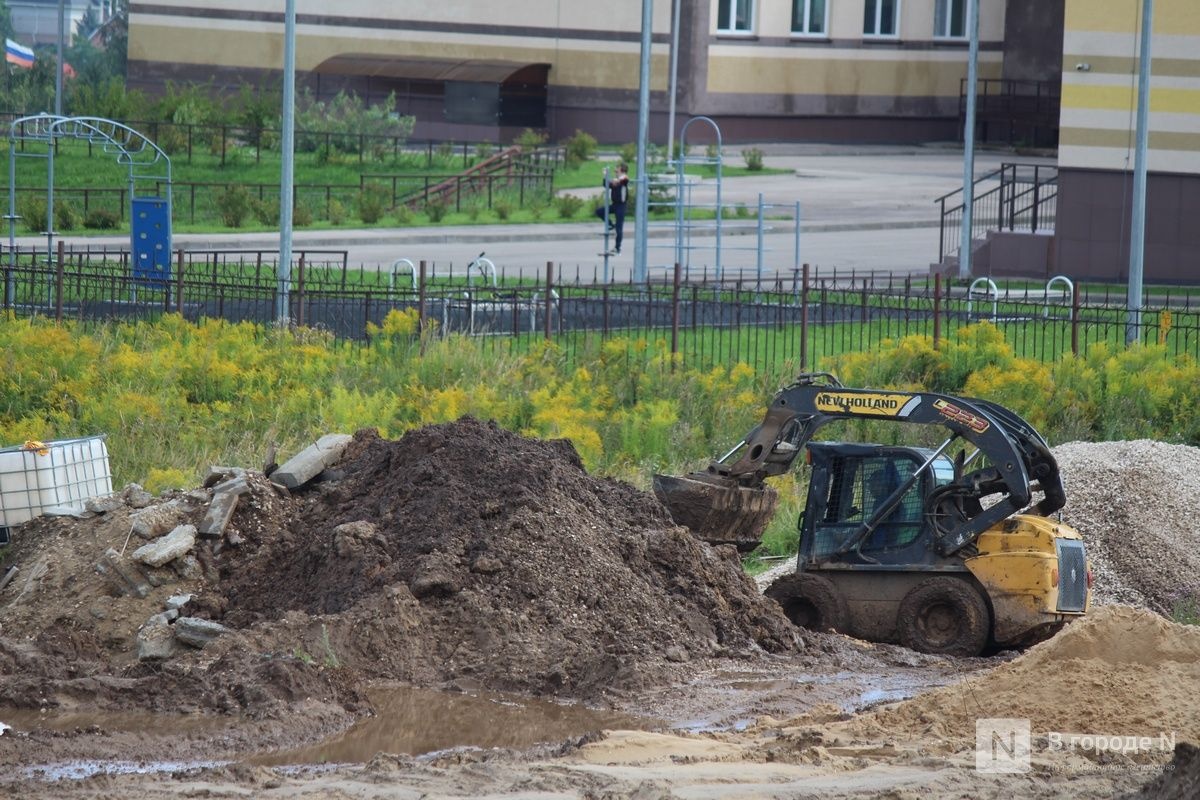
765, 573, 848, 634
897, 577, 990, 657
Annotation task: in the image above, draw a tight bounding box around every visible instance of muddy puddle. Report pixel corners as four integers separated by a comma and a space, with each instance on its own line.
253, 684, 666, 766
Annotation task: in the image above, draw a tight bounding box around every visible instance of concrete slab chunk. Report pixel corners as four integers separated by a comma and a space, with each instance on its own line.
97, 548, 150, 598
131, 524, 197, 568
174, 616, 232, 649
272, 434, 353, 489
198, 490, 242, 538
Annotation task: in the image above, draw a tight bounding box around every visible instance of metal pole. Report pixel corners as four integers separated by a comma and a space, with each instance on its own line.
55, 0, 64, 116
1126, 0, 1153, 345
666, 0, 681, 165
959, 0, 980, 279
633, 0, 653, 283
277, 0, 297, 323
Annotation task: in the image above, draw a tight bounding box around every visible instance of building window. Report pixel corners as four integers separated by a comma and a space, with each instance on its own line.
792, 0, 828, 36
862, 0, 898, 37
717, 0, 754, 33
934, 0, 966, 38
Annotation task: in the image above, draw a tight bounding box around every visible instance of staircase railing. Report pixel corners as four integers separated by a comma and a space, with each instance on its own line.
935, 162, 1058, 264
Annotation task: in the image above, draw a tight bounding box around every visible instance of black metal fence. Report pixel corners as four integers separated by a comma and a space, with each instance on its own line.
4, 246, 1199, 372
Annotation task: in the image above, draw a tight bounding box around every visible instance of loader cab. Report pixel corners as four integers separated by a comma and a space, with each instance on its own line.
799, 442, 956, 569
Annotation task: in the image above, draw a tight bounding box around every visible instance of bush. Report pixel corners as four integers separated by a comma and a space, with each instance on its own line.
563, 129, 597, 168
328, 198, 347, 225
619, 142, 638, 165
516, 128, 548, 150
55, 200, 82, 232
474, 141, 495, 162
742, 147, 765, 171
425, 197, 448, 222
251, 197, 280, 226
493, 199, 513, 221
293, 202, 314, 227
295, 89, 415, 154
555, 194, 584, 219
394, 204, 413, 225
83, 207, 120, 230
356, 184, 391, 224
214, 185, 252, 228
18, 195, 47, 233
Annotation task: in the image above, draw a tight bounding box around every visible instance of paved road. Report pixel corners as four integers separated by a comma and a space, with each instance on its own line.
14, 145, 1052, 282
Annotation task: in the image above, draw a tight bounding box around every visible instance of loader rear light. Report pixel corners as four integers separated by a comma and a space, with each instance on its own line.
1087, 569, 1093, 588
1051, 568, 1058, 586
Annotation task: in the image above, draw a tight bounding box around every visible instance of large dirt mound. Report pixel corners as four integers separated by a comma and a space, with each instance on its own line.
212, 420, 799, 697
855, 605, 1200, 744
1055, 439, 1200, 612
0, 418, 799, 718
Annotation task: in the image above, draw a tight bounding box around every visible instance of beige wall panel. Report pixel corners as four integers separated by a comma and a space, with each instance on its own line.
1066, 0, 1200, 36
1065, 30, 1200, 61
141, 0, 666, 33
1062, 108, 1200, 136
1059, 143, 1200, 174
130, 20, 669, 91
705, 48, 1000, 96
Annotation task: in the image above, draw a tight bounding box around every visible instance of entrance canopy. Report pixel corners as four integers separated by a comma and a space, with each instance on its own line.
311, 55, 550, 129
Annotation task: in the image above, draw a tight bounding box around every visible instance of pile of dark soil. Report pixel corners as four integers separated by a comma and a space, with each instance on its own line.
210, 419, 799, 698
0, 417, 799, 725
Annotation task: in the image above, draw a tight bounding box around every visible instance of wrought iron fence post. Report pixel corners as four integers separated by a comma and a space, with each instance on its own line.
175, 249, 185, 313
296, 253, 305, 328
544, 261, 553, 340
800, 264, 809, 370
670, 262, 681, 368
418, 260, 427, 354
934, 272, 943, 348
55, 239, 64, 324
1071, 280, 1080, 356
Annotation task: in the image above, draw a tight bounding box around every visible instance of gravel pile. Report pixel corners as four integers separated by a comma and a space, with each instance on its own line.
1056, 439, 1200, 613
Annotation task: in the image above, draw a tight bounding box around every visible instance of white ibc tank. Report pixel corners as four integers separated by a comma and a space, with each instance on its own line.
0, 436, 114, 528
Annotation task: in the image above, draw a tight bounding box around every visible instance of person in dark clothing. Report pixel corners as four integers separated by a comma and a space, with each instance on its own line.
595, 162, 629, 253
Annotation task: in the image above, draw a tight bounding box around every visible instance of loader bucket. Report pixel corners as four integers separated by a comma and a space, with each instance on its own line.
653, 472, 779, 552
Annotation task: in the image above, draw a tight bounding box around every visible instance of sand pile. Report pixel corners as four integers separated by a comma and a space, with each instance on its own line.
1055, 439, 1200, 612
854, 605, 1200, 744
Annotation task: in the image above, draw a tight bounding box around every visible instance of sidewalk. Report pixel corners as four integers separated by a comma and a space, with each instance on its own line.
13, 146, 1052, 275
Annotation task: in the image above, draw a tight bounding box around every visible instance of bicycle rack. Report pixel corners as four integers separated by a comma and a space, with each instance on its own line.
966, 277, 1000, 321
388, 258, 416, 292
1043, 275, 1073, 319
466, 256, 497, 288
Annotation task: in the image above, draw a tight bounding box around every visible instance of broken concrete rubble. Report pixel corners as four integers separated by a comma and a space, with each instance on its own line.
271, 433, 353, 489
136, 613, 179, 660
95, 548, 150, 598
198, 476, 251, 539
174, 616, 231, 649
131, 524, 197, 568
130, 501, 188, 541
122, 483, 154, 508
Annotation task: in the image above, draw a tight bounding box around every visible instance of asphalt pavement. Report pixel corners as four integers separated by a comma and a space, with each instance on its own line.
16, 144, 1054, 282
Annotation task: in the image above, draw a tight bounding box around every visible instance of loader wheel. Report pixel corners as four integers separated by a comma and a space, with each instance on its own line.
765, 573, 847, 634
897, 577, 990, 657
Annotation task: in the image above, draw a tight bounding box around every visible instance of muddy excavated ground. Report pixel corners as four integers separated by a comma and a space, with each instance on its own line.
0, 421, 1197, 798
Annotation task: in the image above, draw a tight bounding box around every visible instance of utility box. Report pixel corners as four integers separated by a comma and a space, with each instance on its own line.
132, 196, 171, 284
0, 436, 114, 533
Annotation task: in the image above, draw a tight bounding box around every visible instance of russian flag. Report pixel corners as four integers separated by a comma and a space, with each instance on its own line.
5, 39, 34, 69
